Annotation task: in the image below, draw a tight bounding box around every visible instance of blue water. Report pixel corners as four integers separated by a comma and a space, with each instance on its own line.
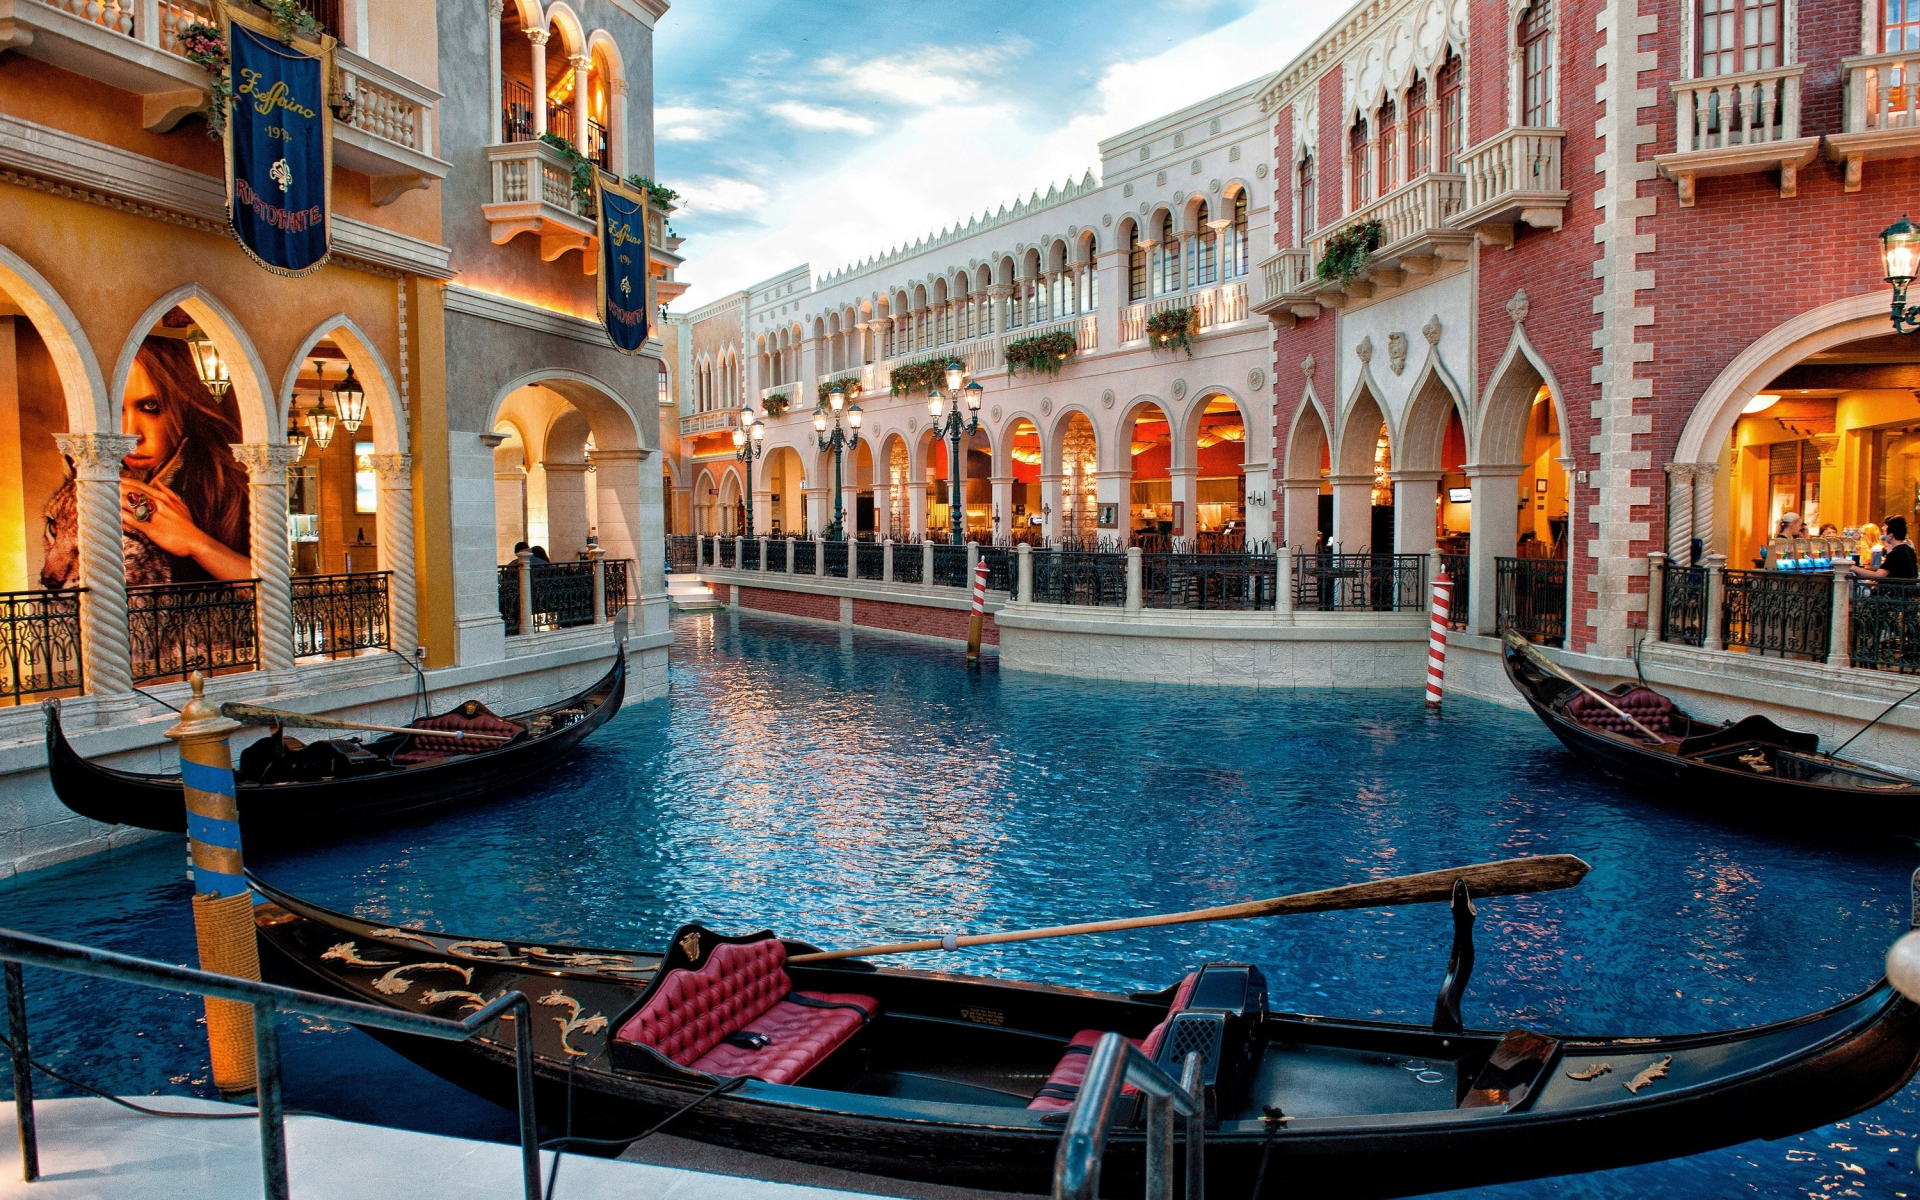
4, 611, 1918, 1198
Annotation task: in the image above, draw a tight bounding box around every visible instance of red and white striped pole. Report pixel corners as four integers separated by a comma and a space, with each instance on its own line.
1426, 568, 1452, 707
966, 560, 988, 663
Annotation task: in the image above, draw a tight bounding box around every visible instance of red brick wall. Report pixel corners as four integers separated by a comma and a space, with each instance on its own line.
738, 587, 838, 623
1319, 69, 1344, 229
853, 599, 999, 645
1468, 0, 1508, 147
1273, 105, 1295, 248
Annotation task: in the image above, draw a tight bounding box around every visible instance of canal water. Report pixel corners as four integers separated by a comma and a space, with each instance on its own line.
3, 611, 1916, 1198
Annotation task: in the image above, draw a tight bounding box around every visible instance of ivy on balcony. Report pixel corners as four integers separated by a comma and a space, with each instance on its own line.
817, 375, 863, 405
624, 175, 680, 213
888, 360, 949, 396
1146, 308, 1198, 357
1004, 331, 1076, 377
763, 391, 790, 417
1316, 218, 1385, 285
539, 133, 597, 209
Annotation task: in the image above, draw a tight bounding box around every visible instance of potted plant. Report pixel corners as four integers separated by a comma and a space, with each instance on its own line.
1317, 218, 1386, 285
178, 23, 232, 137
763, 391, 790, 418
1003, 330, 1077, 377
817, 376, 862, 405
887, 360, 948, 396
1146, 308, 1198, 357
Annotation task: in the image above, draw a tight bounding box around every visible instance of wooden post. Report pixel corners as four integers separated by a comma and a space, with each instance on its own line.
1702, 553, 1727, 652
1829, 562, 1852, 669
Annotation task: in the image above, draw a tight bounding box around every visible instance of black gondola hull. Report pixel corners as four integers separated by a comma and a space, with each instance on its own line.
251, 882, 1920, 1199
44, 649, 624, 843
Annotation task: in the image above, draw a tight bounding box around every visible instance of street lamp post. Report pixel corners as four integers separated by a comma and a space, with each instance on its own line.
814, 387, 862, 541
732, 408, 765, 538
1881, 215, 1920, 334
927, 360, 983, 544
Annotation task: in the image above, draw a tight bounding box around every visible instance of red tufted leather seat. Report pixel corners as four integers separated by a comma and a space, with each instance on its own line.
1028, 973, 1199, 1112
1565, 687, 1682, 741
393, 709, 525, 764
613, 938, 877, 1086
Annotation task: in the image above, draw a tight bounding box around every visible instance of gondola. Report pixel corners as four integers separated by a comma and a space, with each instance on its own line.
250, 874, 1920, 1199
43, 646, 623, 843
1503, 636, 1920, 837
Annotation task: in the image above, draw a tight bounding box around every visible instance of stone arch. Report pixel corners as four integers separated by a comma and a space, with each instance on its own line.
280, 314, 406, 455
542, 0, 585, 56
1283, 394, 1332, 482
486, 367, 646, 451
1334, 380, 1390, 477
1179, 386, 1263, 466
1395, 353, 1468, 472
1117, 397, 1173, 473
0, 243, 109, 433
1475, 323, 1569, 468
113, 284, 275, 442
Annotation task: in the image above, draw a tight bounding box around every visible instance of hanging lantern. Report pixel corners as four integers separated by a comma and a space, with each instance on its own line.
187, 333, 230, 398
332, 364, 367, 434
307, 398, 338, 451
286, 423, 308, 460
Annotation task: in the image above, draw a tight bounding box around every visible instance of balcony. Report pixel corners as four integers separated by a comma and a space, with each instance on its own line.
1117, 282, 1250, 345
1307, 173, 1470, 307
1654, 65, 1816, 205
1828, 51, 1920, 191
1252, 248, 1322, 325
332, 47, 449, 205
0, 0, 217, 130
680, 406, 741, 439
1450, 127, 1570, 244
483, 140, 597, 270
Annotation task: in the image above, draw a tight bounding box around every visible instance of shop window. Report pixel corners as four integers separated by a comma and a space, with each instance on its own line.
1768, 439, 1822, 533
1521, 0, 1555, 126
1699, 0, 1779, 76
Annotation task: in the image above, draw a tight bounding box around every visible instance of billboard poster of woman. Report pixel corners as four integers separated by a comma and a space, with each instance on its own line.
40, 336, 252, 588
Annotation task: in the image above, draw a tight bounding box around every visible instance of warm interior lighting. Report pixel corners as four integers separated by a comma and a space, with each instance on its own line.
1011, 447, 1042, 465
829, 388, 845, 412
928, 390, 945, 419
187, 333, 230, 398
813, 411, 828, 433
332, 364, 367, 434
847, 404, 863, 429
945, 361, 965, 392
307, 399, 338, 450
1743, 394, 1781, 414
1883, 214, 1920, 285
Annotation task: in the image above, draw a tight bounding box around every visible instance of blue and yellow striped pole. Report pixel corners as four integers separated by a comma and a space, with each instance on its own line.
165, 671, 259, 1096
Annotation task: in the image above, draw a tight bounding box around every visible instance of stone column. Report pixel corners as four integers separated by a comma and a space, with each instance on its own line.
486, 0, 504, 143
1243, 461, 1275, 546
906, 481, 927, 541
1016, 542, 1032, 603
1095, 470, 1131, 542
806, 486, 828, 536
757, 536, 768, 573
1282, 479, 1320, 549
990, 474, 1015, 544
922, 541, 934, 588
872, 480, 892, 539
987, 284, 1012, 336
515, 547, 534, 634
1665, 462, 1696, 563
543, 460, 592, 559
526, 30, 549, 137
1391, 470, 1444, 556
569, 54, 591, 153
1327, 473, 1375, 554
370, 453, 418, 657
1693, 462, 1721, 558
1125, 546, 1143, 613
1167, 465, 1199, 542
53, 433, 137, 695
1703, 553, 1727, 652
1828, 562, 1852, 669
589, 543, 607, 624
814, 536, 826, 578
593, 447, 659, 636
1645, 550, 1667, 642
882, 538, 894, 583
1466, 464, 1524, 637
1276, 545, 1294, 616
229, 443, 300, 673
1038, 472, 1065, 543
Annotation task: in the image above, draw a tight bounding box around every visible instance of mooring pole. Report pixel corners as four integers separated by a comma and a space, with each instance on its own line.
966, 559, 988, 663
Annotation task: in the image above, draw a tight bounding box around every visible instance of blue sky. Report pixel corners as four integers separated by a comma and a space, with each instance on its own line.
653, 0, 1350, 309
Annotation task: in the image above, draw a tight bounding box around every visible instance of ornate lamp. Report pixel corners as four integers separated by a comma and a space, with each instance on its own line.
307, 397, 338, 451
928, 389, 945, 419
751, 417, 765, 444
944, 360, 965, 392
847, 403, 863, 431
286, 421, 308, 460
1881, 215, 1920, 333
964, 380, 984, 413
828, 386, 845, 413
332, 364, 367, 434
813, 410, 829, 434
732, 426, 747, 449
186, 332, 230, 398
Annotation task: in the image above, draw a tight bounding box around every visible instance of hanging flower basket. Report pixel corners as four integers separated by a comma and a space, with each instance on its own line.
1147, 308, 1198, 357
762, 391, 790, 417
179, 22, 231, 139
817, 376, 863, 406
1317, 218, 1386, 285
1004, 331, 1076, 378
888, 360, 949, 396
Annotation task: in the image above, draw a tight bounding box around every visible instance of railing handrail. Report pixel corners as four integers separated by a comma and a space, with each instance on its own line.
1051, 1033, 1201, 1200
0, 924, 542, 1200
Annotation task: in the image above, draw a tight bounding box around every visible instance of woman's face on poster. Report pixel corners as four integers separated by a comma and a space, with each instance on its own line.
121, 358, 182, 475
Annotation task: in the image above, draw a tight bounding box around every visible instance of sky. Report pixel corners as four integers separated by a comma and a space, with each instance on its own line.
651, 0, 1353, 311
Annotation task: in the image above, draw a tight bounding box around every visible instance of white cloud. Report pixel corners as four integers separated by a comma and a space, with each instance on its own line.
767, 101, 878, 135
671, 176, 771, 216
656, 104, 730, 144
830, 43, 1022, 108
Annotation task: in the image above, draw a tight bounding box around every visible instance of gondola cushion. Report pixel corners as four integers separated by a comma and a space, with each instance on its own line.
1566, 688, 1680, 737
1028, 973, 1198, 1112
613, 937, 878, 1085
393, 710, 525, 763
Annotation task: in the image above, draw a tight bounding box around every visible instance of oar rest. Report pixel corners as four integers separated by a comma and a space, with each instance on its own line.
393, 701, 526, 764
608, 925, 878, 1086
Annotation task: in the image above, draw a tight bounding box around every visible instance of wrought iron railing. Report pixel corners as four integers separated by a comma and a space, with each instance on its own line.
1495, 557, 1567, 646
667, 534, 697, 572
1661, 564, 1708, 647
497, 564, 519, 633
1721, 568, 1829, 661
893, 542, 924, 584
717, 537, 736, 569
1850, 581, 1920, 674
605, 559, 631, 617
128, 579, 259, 684
290, 572, 390, 659
767, 538, 789, 573
855, 542, 885, 581
1143, 552, 1279, 610
931, 543, 970, 588
529, 562, 595, 631
1439, 553, 1470, 630
821, 539, 848, 579
0, 588, 83, 706
739, 538, 761, 571
501, 76, 536, 143
1032, 549, 1128, 607
1293, 554, 1428, 612
792, 539, 817, 575
978, 544, 1013, 593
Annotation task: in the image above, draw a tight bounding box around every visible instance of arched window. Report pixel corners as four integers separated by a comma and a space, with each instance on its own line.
1154, 212, 1181, 297
1193, 200, 1217, 287
1297, 153, 1316, 243
1407, 78, 1430, 178
1349, 118, 1371, 210
1377, 100, 1398, 194
1438, 53, 1466, 172
1078, 237, 1098, 312
1127, 223, 1147, 303
658, 362, 671, 407
1520, 0, 1555, 126
1700, 0, 1778, 76
1230, 190, 1249, 277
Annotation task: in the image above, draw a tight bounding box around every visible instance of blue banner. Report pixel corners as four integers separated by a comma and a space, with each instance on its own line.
596, 178, 652, 355
223, 11, 331, 276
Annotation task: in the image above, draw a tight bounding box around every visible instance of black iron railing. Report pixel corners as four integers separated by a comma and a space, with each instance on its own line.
0, 588, 83, 706
128, 580, 258, 684
1, 926, 544, 1200
978, 545, 1013, 593
605, 559, 631, 617
1495, 557, 1567, 646
529, 562, 595, 631
497, 564, 519, 633
931, 543, 970, 588
502, 77, 536, 143
587, 117, 610, 169
291, 572, 389, 659
1032, 549, 1128, 607
1439, 554, 1470, 630
667, 534, 697, 572
1293, 554, 1428, 612
893, 542, 924, 584
1721, 568, 1829, 661
1144, 552, 1279, 610
823, 540, 850, 579
856, 542, 885, 581
739, 538, 761, 570
792, 539, 817, 575
767, 538, 789, 573
718, 537, 736, 569
1850, 580, 1920, 673
1662, 563, 1709, 647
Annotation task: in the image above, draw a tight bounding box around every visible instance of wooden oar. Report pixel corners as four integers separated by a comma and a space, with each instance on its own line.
787, 853, 1590, 964
1503, 631, 1667, 746
218, 702, 514, 742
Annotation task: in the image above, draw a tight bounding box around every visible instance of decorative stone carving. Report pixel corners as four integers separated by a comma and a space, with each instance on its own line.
1101, 388, 1116, 409
991, 404, 1002, 422
907, 416, 917, 432
1423, 314, 1442, 345
1102, 214, 1112, 227
1040, 397, 1053, 415
1139, 202, 1148, 215
1507, 289, 1530, 326
1388, 333, 1408, 375
1301, 354, 1316, 380
1228, 146, 1241, 162
1210, 178, 1221, 192
1248, 368, 1267, 392
1355, 336, 1373, 364
1171, 378, 1187, 401
1255, 163, 1268, 178
229, 443, 304, 673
